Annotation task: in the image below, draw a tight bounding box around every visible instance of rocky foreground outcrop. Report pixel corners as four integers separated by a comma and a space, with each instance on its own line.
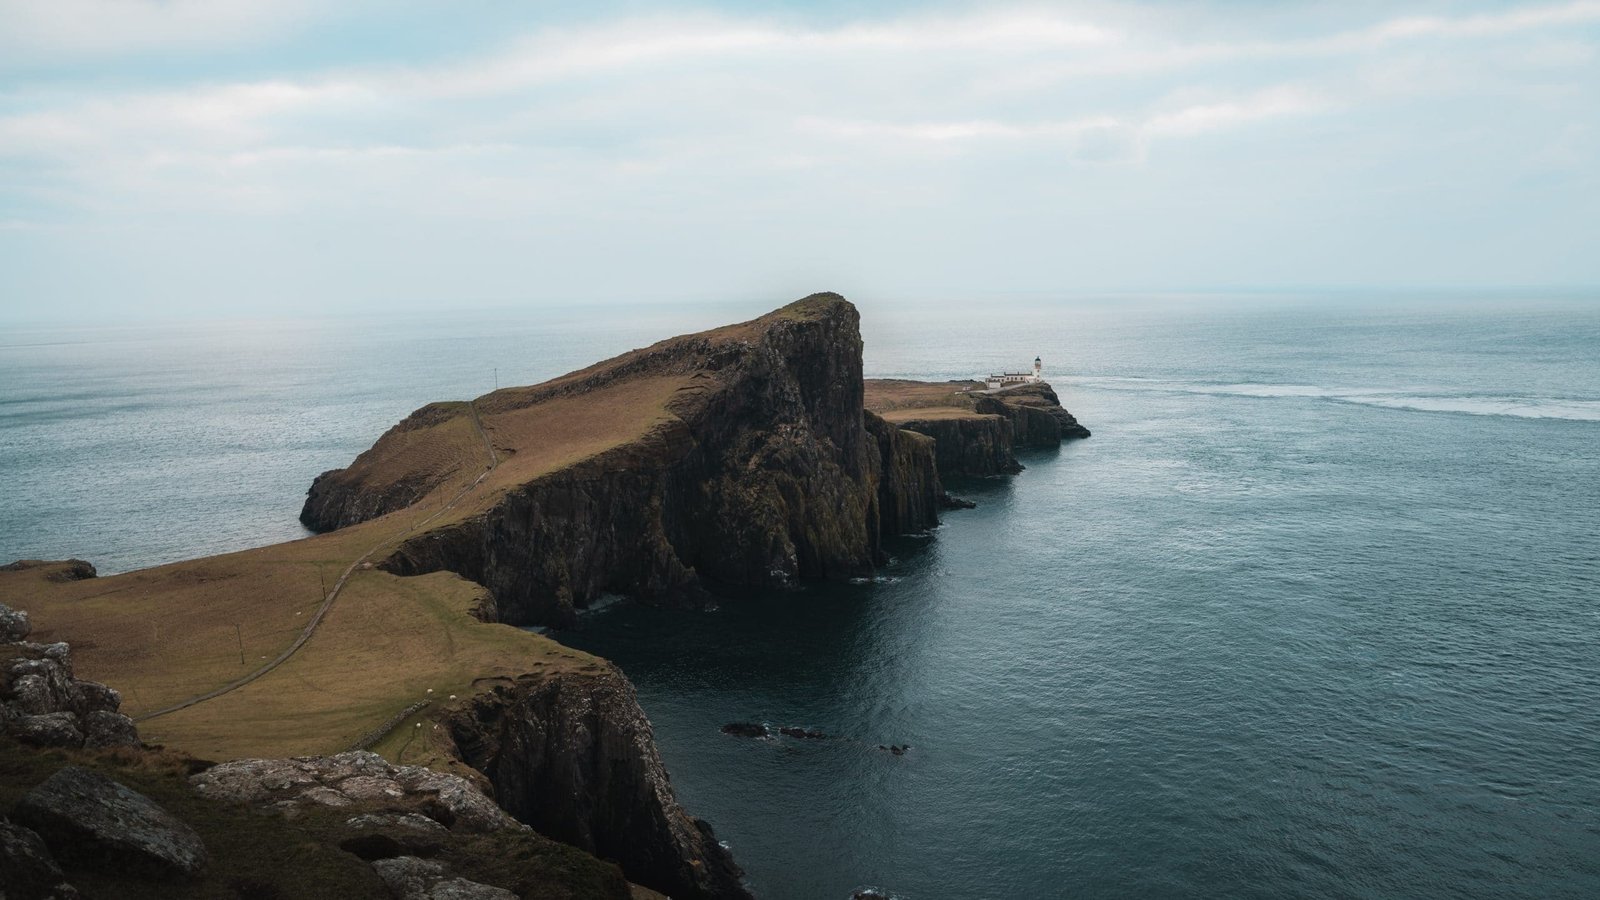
190, 750, 524, 834
304, 294, 946, 627
1, 600, 140, 751
442, 669, 750, 900
18, 766, 209, 880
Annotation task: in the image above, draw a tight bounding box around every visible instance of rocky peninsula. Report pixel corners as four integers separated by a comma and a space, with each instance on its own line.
1, 293, 1087, 900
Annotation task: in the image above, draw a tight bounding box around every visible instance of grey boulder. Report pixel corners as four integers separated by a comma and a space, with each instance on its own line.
82, 710, 140, 748
14, 766, 208, 880
0, 815, 79, 900
0, 602, 29, 642
371, 856, 517, 900
7, 712, 84, 748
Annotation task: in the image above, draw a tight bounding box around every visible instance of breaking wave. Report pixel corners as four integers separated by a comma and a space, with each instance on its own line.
1074, 377, 1600, 422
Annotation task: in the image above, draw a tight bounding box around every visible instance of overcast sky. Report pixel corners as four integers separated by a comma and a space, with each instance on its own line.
1, 1, 1596, 321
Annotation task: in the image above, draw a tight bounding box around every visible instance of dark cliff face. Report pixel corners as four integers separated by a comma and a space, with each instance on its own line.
888, 414, 1020, 477
891, 382, 1091, 478
978, 382, 1092, 445
442, 668, 751, 900
313, 294, 943, 627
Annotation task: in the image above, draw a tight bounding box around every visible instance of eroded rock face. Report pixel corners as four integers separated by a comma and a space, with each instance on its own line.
305, 295, 944, 627
444, 668, 751, 900
0, 815, 79, 900
14, 766, 208, 880
191, 750, 523, 834
883, 382, 1089, 478
892, 414, 1021, 477
979, 382, 1091, 444
0, 608, 140, 751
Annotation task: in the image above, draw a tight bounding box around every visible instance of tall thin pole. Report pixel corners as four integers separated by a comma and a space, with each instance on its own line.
494, 367, 498, 390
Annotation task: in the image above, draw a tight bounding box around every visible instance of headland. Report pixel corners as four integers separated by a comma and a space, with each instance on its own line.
1, 293, 1087, 899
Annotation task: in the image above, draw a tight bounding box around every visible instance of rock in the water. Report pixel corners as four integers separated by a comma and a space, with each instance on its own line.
0, 815, 78, 900
371, 855, 517, 900
8, 712, 84, 748
721, 722, 769, 738
0, 602, 30, 643
15, 766, 208, 879
81, 710, 140, 748
777, 726, 826, 740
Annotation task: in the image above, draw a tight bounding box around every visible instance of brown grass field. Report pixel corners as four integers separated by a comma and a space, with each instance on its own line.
864, 377, 994, 424
1, 351, 693, 763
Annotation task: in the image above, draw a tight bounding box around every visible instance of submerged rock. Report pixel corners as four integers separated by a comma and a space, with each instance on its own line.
721, 722, 769, 738
777, 726, 827, 740
15, 766, 208, 880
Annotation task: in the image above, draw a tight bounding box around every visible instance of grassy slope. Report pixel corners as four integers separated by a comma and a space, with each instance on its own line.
863, 377, 993, 423
0, 377, 689, 764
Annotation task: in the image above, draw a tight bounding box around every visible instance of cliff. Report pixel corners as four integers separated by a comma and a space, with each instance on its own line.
865, 379, 1090, 477
441, 668, 748, 900
304, 293, 945, 627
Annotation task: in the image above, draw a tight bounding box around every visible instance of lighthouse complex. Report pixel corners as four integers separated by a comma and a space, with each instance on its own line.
985, 357, 1044, 391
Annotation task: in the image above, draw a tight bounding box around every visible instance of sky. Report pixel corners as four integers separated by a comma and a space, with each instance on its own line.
1, 0, 1597, 321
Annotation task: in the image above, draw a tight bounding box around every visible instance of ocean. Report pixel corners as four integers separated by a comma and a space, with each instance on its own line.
3, 296, 1598, 898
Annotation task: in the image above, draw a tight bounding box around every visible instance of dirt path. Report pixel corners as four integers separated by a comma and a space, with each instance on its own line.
137, 401, 499, 722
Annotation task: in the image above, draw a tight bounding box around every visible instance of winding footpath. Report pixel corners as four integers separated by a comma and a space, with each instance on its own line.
138, 401, 499, 722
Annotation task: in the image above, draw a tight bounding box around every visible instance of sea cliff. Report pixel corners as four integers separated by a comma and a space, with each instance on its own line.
304, 294, 946, 627
865, 379, 1090, 477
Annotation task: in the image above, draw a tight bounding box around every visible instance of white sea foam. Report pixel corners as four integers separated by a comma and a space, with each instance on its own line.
1073, 377, 1600, 422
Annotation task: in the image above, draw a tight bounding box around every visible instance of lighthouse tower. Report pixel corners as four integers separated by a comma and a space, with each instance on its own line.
1032, 356, 1042, 381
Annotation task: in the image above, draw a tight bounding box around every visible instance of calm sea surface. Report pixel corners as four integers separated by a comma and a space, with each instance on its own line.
3, 297, 1599, 898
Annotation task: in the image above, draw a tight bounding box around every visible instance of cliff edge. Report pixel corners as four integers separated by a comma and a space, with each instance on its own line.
303, 293, 944, 627
865, 378, 1090, 477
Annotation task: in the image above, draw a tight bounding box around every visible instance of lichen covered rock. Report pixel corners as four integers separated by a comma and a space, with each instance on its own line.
1, 611, 140, 751
191, 750, 524, 834
14, 766, 208, 880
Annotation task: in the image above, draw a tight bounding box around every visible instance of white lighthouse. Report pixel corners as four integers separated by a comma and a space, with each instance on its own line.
985, 356, 1045, 390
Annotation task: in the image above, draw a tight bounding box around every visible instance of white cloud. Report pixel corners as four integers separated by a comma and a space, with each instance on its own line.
0, 2, 1596, 308
0, 0, 321, 62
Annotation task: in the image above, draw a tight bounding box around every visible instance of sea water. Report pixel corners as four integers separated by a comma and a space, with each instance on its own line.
3, 297, 1598, 898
